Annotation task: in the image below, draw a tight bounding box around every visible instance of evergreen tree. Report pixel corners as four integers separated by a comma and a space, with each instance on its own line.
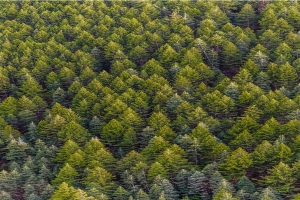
264, 162, 296, 196
237, 176, 255, 194
148, 162, 168, 182
135, 189, 150, 200
237, 4, 256, 29
149, 112, 170, 131
258, 187, 282, 200
154, 177, 179, 200
0, 191, 12, 200
112, 186, 130, 200
221, 41, 241, 69
57, 121, 91, 145
24, 122, 39, 145
256, 72, 271, 92
213, 189, 238, 200
18, 76, 43, 98
5, 139, 30, 165
219, 148, 252, 180
174, 169, 190, 197
52, 163, 79, 187
149, 184, 163, 200
188, 171, 209, 199
84, 167, 114, 194
279, 62, 298, 91
225, 82, 240, 100
89, 116, 102, 136
229, 130, 255, 151
50, 182, 77, 200
101, 119, 125, 146
55, 140, 80, 166
52, 88, 67, 107
139, 126, 155, 148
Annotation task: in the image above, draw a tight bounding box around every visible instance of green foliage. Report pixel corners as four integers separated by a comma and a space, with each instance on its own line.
0, 1, 299, 199
148, 162, 168, 182
52, 163, 79, 187
213, 189, 238, 200
264, 162, 296, 196
57, 121, 91, 145
219, 148, 252, 180
101, 119, 124, 146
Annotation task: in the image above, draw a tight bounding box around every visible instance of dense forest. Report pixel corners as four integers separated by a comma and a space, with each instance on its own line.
1, 0, 300, 199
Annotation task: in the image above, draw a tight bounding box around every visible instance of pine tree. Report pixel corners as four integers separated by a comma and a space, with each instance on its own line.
52, 88, 67, 107
0, 191, 12, 200
225, 82, 240, 100
264, 162, 296, 196
226, 115, 260, 141
188, 171, 209, 199
24, 122, 39, 145
18, 76, 43, 98
229, 130, 255, 151
156, 145, 189, 177
174, 169, 190, 197
0, 96, 18, 116
213, 189, 238, 200
233, 69, 252, 86
258, 187, 282, 200
112, 186, 130, 200
84, 167, 114, 194
256, 72, 271, 92
221, 41, 241, 69
148, 112, 170, 131
271, 141, 293, 166
57, 121, 91, 145
5, 139, 30, 165
84, 138, 105, 154
156, 126, 176, 142
205, 6, 229, 28
86, 148, 116, 173
148, 162, 168, 182
139, 126, 155, 148
21, 165, 35, 184
24, 184, 36, 200
219, 148, 252, 180
237, 4, 256, 29
55, 140, 80, 164
237, 176, 255, 199
1, 125, 21, 143
259, 30, 281, 50
279, 62, 298, 91
149, 184, 163, 200
52, 163, 79, 187
66, 150, 86, 170
89, 116, 102, 136
136, 189, 150, 200
238, 176, 255, 193
7, 169, 22, 199
18, 109, 38, 129
154, 177, 179, 200
101, 119, 124, 146
50, 182, 77, 200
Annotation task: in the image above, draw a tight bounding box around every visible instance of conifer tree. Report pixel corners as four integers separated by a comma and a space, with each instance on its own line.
213, 189, 238, 200
237, 4, 256, 29
148, 162, 168, 182
219, 148, 252, 180
52, 163, 79, 187
188, 171, 209, 199
112, 186, 130, 200
136, 189, 150, 200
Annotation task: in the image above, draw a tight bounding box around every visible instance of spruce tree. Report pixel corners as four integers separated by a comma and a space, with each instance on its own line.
188, 171, 209, 199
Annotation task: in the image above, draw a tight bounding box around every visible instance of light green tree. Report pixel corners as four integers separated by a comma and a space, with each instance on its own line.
219, 148, 252, 180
